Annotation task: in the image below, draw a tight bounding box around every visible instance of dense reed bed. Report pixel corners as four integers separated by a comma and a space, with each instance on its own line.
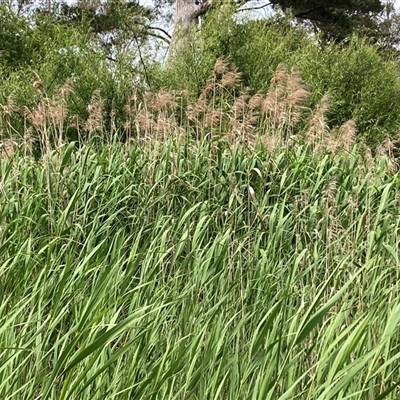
0, 136, 399, 399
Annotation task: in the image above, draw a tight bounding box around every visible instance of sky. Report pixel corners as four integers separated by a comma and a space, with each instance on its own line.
389, 0, 400, 11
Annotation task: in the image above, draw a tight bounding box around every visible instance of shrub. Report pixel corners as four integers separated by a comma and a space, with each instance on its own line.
161, 14, 400, 147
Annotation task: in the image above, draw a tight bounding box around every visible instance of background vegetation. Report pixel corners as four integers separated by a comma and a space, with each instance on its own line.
2, 3, 400, 147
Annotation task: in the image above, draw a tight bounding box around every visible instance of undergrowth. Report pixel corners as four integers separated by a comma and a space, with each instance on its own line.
2, 57, 400, 159
0, 133, 399, 399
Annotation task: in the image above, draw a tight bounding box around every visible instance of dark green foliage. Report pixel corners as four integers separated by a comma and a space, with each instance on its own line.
270, 0, 384, 41
57, 0, 152, 33
56, 0, 155, 58
1, 0, 400, 149
0, 6, 35, 71
293, 37, 400, 145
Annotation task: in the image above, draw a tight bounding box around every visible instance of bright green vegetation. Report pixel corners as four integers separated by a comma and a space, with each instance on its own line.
2, 2, 400, 397
1, 138, 400, 399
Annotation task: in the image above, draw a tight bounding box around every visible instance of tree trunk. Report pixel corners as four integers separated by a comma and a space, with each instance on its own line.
168, 0, 212, 61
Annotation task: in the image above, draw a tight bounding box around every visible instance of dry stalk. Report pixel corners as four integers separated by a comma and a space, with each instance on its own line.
336, 119, 356, 153
220, 69, 242, 89
0, 138, 17, 160
21, 77, 74, 152
135, 108, 156, 137
204, 109, 224, 129
305, 94, 330, 148
248, 92, 263, 111
149, 89, 178, 112
0, 95, 17, 125
260, 132, 282, 153
84, 89, 104, 136
154, 112, 177, 140
33, 72, 44, 94
213, 58, 230, 76
261, 64, 310, 139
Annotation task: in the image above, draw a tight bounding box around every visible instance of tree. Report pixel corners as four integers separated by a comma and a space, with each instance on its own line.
168, 0, 385, 59
270, 0, 383, 41
168, 0, 211, 58
376, 0, 400, 49
56, 0, 157, 61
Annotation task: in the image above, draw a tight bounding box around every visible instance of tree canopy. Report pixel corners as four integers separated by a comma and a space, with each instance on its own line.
270, 0, 384, 41
167, 0, 387, 59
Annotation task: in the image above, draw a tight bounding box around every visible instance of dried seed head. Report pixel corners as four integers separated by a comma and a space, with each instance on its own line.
29, 102, 47, 129
23, 127, 34, 154
68, 115, 79, 130
177, 89, 189, 99
47, 99, 66, 126
306, 94, 330, 144
1, 95, 17, 123
271, 63, 287, 85
285, 70, 303, 94
60, 78, 74, 97
187, 95, 207, 121
221, 70, 241, 89
135, 109, 155, 131
84, 89, 104, 133
248, 93, 263, 110
262, 71, 286, 117
143, 91, 153, 105
262, 91, 284, 127
381, 137, 394, 154
325, 179, 337, 200
286, 88, 310, 107
150, 89, 178, 111
204, 109, 223, 128
33, 72, 43, 93
0, 139, 17, 160
375, 137, 395, 166
23, 106, 32, 121
261, 133, 281, 153
154, 113, 180, 140
286, 109, 303, 129
232, 94, 249, 114
229, 117, 257, 148
129, 93, 138, 103
337, 119, 356, 153
213, 57, 229, 75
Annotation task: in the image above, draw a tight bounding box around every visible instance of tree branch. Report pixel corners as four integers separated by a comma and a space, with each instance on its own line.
147, 31, 171, 44
237, 2, 272, 13
134, 36, 151, 88
134, 22, 172, 43
146, 25, 172, 40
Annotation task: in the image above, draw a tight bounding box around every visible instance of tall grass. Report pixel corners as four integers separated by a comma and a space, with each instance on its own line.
0, 133, 400, 399
2, 58, 377, 159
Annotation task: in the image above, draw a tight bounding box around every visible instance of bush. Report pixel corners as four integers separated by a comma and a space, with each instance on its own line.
160, 13, 400, 147
0, 10, 145, 144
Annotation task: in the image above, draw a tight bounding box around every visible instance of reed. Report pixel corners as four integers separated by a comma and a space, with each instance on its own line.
0, 59, 399, 400
0, 133, 399, 399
